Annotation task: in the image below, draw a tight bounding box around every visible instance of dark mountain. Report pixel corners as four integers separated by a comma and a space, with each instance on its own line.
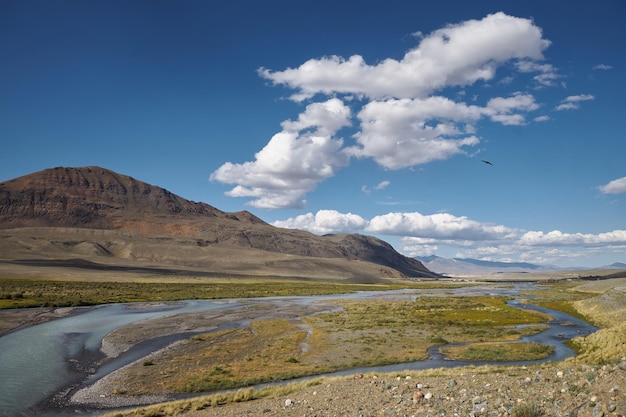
0, 166, 438, 281
0, 166, 260, 230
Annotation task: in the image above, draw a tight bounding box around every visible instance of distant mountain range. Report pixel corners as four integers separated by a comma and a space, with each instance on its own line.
0, 166, 439, 281
415, 255, 626, 276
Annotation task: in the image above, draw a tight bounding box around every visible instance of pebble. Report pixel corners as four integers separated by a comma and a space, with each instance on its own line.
69, 363, 626, 416
413, 391, 424, 402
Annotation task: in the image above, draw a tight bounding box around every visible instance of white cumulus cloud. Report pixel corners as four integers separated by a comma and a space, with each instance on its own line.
519, 230, 626, 247
212, 12, 557, 208
272, 209, 626, 264
365, 212, 516, 241
272, 210, 368, 234
349, 96, 482, 169
515, 60, 559, 86
598, 176, 626, 194
209, 98, 351, 209
484, 93, 539, 125
259, 12, 550, 101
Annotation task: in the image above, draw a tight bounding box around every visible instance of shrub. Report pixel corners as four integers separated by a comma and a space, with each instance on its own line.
512, 403, 544, 417
429, 336, 449, 344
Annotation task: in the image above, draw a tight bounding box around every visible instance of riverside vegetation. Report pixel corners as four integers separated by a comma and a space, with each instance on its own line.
2, 274, 625, 416
94, 276, 626, 417
103, 295, 552, 396
0, 278, 429, 309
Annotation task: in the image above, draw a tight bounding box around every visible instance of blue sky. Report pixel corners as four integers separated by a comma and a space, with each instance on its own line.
2, 0, 625, 268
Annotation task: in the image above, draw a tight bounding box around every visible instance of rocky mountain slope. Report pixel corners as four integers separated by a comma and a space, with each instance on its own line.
0, 166, 438, 281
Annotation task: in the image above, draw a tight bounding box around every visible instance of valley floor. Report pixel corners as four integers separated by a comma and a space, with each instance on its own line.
91, 277, 626, 417
3, 275, 624, 417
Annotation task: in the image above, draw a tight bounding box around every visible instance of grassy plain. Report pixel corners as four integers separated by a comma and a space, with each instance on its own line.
0, 277, 431, 309
108, 294, 550, 395
2, 269, 624, 416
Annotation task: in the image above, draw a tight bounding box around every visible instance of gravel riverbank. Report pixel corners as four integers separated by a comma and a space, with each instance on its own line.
92, 361, 625, 417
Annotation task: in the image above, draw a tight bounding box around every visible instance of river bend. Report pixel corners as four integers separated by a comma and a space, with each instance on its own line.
0, 284, 597, 417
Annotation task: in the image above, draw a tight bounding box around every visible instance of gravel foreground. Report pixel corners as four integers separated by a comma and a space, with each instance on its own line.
92, 361, 625, 417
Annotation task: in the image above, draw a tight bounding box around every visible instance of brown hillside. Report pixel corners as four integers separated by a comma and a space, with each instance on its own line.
0, 166, 260, 230
0, 167, 438, 280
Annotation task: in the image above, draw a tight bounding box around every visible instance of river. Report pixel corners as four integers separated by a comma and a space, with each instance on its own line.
0, 284, 597, 417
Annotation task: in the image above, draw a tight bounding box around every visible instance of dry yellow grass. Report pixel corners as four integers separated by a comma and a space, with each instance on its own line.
568, 280, 626, 364
113, 318, 314, 394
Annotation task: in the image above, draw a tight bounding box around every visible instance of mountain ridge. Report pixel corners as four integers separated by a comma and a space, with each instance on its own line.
0, 166, 439, 281
415, 255, 558, 275
415, 255, 625, 275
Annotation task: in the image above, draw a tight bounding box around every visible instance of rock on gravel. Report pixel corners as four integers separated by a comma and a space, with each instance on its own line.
70, 374, 173, 409
169, 362, 625, 417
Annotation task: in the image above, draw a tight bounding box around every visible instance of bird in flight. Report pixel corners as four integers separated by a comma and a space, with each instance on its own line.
481, 160, 494, 166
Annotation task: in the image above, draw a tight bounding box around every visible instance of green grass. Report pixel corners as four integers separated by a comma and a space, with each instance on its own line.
112, 294, 553, 395
0, 278, 447, 309
442, 342, 554, 361
520, 283, 593, 321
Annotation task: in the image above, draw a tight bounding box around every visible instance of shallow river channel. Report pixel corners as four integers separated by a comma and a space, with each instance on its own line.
0, 284, 597, 417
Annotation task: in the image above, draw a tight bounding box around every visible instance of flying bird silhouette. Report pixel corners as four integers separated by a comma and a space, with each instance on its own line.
481, 160, 494, 166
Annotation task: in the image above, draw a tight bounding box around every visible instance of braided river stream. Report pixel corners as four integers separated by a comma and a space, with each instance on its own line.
0, 284, 597, 416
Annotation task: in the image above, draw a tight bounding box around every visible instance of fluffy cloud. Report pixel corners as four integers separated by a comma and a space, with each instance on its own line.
348, 92, 539, 169
598, 176, 626, 194
212, 12, 555, 207
350, 96, 482, 168
273, 209, 626, 265
280, 98, 352, 136
556, 94, 595, 111
272, 210, 368, 234
515, 60, 560, 86
484, 93, 539, 125
365, 212, 515, 241
519, 230, 626, 247
260, 12, 549, 101
209, 99, 351, 209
